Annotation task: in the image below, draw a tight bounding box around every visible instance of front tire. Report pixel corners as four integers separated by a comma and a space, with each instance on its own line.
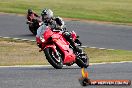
44, 47, 63, 69
29, 25, 37, 35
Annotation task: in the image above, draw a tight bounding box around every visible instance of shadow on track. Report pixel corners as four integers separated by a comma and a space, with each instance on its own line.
5, 66, 84, 71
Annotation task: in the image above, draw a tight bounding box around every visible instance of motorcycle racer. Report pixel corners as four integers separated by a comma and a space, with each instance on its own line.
27, 9, 40, 22
26, 9, 42, 35
36, 8, 82, 54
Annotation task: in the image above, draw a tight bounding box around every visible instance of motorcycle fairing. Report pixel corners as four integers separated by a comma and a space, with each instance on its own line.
52, 34, 76, 64
43, 27, 76, 64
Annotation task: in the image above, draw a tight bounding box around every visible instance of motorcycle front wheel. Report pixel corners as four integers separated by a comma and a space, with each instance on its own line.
29, 26, 37, 35
44, 47, 63, 69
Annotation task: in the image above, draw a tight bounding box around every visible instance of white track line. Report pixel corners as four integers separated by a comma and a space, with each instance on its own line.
0, 36, 35, 42
0, 36, 115, 50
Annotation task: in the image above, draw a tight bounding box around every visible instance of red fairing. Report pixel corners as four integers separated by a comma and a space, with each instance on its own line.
36, 36, 42, 44
53, 35, 76, 64
43, 27, 76, 64
43, 27, 54, 40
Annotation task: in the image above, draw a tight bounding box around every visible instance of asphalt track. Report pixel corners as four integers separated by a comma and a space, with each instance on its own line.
0, 63, 132, 88
0, 13, 132, 50
0, 14, 132, 88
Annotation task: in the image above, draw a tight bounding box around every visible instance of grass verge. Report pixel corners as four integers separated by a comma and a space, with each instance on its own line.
0, 0, 132, 23
0, 38, 132, 66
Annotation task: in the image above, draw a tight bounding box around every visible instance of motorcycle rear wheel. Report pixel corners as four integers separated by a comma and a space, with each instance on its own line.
76, 52, 89, 68
44, 47, 63, 69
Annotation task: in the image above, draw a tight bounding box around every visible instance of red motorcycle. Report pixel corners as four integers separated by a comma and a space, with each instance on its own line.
27, 17, 42, 35
37, 26, 89, 69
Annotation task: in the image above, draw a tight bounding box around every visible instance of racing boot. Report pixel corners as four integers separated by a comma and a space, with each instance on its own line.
68, 37, 82, 53
63, 31, 83, 54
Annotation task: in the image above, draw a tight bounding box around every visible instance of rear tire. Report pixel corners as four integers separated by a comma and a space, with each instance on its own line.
44, 47, 63, 69
76, 52, 89, 68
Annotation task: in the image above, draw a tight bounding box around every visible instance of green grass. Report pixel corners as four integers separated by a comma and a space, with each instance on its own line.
0, 0, 132, 23
0, 38, 48, 66
0, 38, 132, 66
84, 48, 132, 63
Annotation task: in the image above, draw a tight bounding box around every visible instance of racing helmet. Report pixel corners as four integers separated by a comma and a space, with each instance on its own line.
41, 9, 53, 22
28, 9, 33, 14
